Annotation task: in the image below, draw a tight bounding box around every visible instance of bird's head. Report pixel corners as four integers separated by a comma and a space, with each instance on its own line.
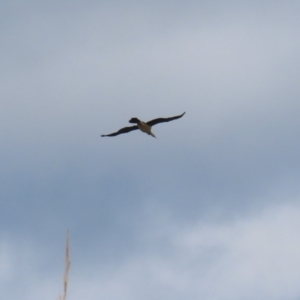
129, 117, 140, 124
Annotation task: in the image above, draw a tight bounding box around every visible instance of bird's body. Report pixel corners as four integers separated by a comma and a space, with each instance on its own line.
129, 118, 156, 138
101, 112, 185, 138
136, 121, 156, 138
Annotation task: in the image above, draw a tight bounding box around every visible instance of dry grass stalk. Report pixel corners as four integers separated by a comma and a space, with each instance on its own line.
58, 231, 71, 300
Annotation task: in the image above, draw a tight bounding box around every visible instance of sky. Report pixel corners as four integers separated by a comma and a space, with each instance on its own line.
1, 1, 300, 299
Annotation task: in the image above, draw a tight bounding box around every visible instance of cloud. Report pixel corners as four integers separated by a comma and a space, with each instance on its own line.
1, 2, 300, 299
0, 202, 291, 300
0, 0, 299, 246
65, 202, 300, 300
0, 234, 60, 300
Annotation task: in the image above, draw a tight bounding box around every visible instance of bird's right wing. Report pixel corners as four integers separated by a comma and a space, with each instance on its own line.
101, 125, 138, 137
146, 112, 185, 127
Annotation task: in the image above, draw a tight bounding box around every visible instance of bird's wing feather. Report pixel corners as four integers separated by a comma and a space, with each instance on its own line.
101, 125, 138, 137
146, 112, 185, 127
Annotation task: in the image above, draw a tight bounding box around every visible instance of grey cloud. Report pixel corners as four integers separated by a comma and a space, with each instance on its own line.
3, 202, 299, 300
1, 1, 300, 299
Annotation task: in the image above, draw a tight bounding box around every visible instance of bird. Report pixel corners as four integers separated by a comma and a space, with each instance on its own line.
101, 112, 185, 138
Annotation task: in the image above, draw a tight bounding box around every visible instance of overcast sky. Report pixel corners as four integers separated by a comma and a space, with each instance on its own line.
1, 1, 300, 299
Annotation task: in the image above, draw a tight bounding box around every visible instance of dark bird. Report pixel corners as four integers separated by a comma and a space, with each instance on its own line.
101, 112, 185, 138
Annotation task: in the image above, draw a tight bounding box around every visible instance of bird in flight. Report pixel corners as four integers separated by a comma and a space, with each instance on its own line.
101, 112, 185, 138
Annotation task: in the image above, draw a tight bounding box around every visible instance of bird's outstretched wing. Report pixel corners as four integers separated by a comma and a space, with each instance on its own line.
146, 112, 185, 127
101, 125, 138, 137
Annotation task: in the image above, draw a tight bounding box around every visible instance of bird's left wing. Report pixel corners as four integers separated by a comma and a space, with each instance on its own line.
146, 112, 185, 127
101, 125, 138, 137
